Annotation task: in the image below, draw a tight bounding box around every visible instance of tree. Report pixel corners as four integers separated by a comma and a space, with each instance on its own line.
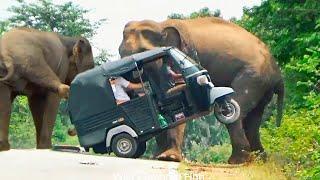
5, 0, 106, 38
0, 21, 10, 36
94, 49, 112, 66
238, 0, 320, 65
168, 7, 221, 19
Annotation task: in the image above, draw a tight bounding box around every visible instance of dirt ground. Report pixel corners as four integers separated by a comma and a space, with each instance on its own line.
179, 162, 287, 180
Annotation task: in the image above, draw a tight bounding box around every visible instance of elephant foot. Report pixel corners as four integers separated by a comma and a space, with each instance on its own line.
228, 150, 251, 164
0, 141, 10, 151
156, 148, 183, 162
37, 143, 52, 149
58, 84, 70, 99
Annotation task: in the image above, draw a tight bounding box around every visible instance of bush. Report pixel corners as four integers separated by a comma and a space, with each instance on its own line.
184, 142, 231, 164
9, 97, 75, 148
9, 97, 36, 149
261, 106, 320, 178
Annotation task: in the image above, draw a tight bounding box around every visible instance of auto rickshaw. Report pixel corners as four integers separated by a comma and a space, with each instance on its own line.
68, 47, 240, 158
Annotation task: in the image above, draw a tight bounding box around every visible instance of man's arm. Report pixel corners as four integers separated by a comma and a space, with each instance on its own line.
118, 77, 143, 90
168, 68, 183, 79
127, 82, 143, 90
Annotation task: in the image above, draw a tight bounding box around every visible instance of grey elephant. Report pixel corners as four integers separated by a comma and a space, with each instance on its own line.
0, 28, 94, 150
118, 17, 284, 164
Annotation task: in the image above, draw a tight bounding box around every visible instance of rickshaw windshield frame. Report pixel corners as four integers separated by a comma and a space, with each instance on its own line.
169, 49, 195, 70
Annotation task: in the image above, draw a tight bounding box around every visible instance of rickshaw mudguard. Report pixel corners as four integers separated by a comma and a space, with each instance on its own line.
78, 129, 106, 147
209, 87, 234, 104
106, 125, 138, 147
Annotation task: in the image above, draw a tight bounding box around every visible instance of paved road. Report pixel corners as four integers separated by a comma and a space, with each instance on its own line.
0, 150, 180, 180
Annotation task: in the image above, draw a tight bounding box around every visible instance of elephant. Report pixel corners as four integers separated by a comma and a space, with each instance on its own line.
0, 27, 94, 151
118, 17, 284, 164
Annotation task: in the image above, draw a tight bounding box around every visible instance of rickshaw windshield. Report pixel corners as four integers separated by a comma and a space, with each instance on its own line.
169, 49, 194, 69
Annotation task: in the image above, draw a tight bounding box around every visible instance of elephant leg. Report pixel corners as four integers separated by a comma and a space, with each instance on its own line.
28, 93, 60, 149
28, 95, 45, 145
244, 89, 273, 161
227, 71, 265, 164
155, 123, 186, 162
0, 83, 12, 151
38, 93, 60, 149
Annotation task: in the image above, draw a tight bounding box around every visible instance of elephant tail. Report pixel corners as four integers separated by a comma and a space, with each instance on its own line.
274, 78, 284, 127
68, 127, 77, 136
0, 56, 15, 82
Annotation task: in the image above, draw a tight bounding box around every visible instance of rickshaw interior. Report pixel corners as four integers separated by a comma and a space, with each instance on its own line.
106, 55, 191, 137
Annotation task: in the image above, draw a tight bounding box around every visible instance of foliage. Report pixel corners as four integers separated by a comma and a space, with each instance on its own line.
238, 0, 320, 65
285, 46, 320, 108
184, 143, 231, 164
94, 48, 112, 66
0, 21, 10, 36
168, 7, 221, 19
9, 97, 36, 149
184, 115, 230, 149
261, 108, 320, 178
5, 0, 106, 38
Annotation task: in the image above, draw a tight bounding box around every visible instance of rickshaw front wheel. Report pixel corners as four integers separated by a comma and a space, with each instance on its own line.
111, 133, 138, 158
214, 98, 240, 124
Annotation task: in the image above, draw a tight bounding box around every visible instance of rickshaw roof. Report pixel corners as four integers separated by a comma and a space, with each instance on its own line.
101, 47, 172, 76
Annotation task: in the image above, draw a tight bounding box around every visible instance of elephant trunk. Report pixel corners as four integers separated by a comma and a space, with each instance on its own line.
275, 78, 284, 127
0, 58, 14, 82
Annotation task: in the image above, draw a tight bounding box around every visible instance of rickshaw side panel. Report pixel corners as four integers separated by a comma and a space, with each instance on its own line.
121, 95, 160, 134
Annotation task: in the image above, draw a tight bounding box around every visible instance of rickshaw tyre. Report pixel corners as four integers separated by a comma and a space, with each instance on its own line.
111, 133, 138, 158
134, 141, 147, 158
214, 98, 240, 124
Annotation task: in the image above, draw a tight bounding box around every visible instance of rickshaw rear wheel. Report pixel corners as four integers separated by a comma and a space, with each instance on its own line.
92, 142, 108, 154
111, 133, 138, 158
134, 141, 147, 158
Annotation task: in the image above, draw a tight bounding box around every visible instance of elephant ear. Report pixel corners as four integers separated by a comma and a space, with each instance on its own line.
161, 27, 182, 49
161, 25, 199, 62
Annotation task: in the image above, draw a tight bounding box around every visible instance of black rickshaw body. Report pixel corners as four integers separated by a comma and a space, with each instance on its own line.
68, 47, 221, 152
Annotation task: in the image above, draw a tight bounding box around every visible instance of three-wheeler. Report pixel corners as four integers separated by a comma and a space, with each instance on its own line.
68, 47, 240, 158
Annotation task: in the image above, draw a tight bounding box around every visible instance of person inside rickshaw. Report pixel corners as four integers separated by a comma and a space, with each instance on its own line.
159, 56, 186, 97
109, 76, 143, 105
109, 76, 169, 128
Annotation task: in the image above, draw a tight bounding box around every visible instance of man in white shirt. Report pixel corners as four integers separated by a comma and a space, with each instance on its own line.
109, 77, 143, 105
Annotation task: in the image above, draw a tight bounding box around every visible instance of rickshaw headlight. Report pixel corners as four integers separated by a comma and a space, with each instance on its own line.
197, 75, 209, 85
